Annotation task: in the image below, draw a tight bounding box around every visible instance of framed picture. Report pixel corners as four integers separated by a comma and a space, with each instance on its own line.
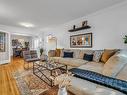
0, 32, 6, 52
70, 33, 92, 48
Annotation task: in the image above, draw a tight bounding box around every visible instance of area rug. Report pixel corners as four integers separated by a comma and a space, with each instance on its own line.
13, 69, 51, 95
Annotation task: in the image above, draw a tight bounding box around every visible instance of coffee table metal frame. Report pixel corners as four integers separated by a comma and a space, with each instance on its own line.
33, 61, 67, 87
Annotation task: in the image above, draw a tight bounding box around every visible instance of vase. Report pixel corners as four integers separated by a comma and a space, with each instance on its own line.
58, 86, 67, 95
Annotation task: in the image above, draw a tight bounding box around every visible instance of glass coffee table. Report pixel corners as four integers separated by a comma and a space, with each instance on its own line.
33, 60, 67, 86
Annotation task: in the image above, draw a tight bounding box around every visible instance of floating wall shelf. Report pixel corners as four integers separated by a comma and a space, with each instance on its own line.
68, 25, 91, 32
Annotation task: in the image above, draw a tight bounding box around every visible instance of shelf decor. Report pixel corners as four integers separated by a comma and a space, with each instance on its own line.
0, 32, 6, 52
70, 33, 92, 48
68, 20, 91, 32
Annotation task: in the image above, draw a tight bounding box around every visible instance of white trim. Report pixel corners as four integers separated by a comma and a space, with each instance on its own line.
8, 32, 11, 63
0, 60, 10, 65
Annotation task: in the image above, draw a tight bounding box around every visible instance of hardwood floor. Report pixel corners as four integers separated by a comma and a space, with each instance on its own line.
0, 57, 25, 95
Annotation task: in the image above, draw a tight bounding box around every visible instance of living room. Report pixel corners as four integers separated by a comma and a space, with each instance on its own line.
0, 0, 127, 95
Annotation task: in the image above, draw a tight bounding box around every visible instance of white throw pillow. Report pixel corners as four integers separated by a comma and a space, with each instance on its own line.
93, 50, 103, 62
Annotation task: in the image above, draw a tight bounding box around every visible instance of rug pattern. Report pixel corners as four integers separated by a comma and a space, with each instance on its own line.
13, 69, 50, 95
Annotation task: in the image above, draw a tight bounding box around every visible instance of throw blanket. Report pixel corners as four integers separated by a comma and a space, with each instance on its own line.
69, 68, 127, 94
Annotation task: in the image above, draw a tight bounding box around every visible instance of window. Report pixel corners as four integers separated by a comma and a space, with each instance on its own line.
0, 32, 6, 52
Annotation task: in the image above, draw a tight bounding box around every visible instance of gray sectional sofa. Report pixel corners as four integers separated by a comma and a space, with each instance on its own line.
49, 49, 127, 95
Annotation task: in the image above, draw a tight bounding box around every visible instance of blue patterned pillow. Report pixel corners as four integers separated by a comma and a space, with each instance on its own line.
83, 54, 93, 61
63, 52, 73, 58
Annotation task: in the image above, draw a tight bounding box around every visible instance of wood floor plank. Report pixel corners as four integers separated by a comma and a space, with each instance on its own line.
0, 57, 25, 95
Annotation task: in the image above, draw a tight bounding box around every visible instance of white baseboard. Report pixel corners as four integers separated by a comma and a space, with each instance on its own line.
0, 60, 10, 65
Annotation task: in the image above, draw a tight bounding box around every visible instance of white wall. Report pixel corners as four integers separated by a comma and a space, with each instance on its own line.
42, 27, 70, 53
41, 1, 127, 53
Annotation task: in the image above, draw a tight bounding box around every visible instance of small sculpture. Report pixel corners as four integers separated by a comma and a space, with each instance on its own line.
82, 20, 88, 26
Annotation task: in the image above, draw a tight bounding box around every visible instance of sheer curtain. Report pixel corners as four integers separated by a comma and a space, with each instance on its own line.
31, 37, 42, 58
32, 38, 39, 49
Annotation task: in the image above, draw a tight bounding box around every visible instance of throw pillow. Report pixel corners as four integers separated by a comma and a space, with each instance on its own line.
63, 52, 73, 58
83, 54, 93, 61
55, 48, 61, 57
79, 50, 94, 59
101, 49, 116, 63
60, 49, 71, 57
93, 50, 103, 62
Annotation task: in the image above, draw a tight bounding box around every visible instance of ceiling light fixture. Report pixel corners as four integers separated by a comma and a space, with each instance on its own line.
19, 22, 34, 28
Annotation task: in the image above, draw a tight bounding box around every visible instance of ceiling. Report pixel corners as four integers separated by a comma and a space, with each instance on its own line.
0, 0, 126, 31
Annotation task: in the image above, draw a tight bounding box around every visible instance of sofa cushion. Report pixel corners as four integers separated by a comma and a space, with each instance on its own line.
102, 50, 127, 77
78, 62, 104, 74
68, 76, 97, 95
63, 52, 73, 58
68, 77, 125, 95
116, 64, 127, 81
115, 50, 127, 80
101, 49, 116, 63
70, 68, 127, 94
59, 58, 88, 67
93, 50, 103, 62
49, 57, 61, 62
71, 49, 81, 59
95, 85, 125, 95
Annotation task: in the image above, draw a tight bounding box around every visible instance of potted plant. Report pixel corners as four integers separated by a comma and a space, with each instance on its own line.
24, 42, 29, 50
40, 48, 44, 56
123, 35, 127, 44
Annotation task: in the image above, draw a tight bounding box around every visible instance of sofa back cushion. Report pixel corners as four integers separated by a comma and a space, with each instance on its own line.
79, 50, 94, 59
102, 50, 127, 77
101, 49, 116, 63
63, 52, 73, 58
48, 50, 56, 57
93, 50, 103, 62
71, 49, 81, 59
